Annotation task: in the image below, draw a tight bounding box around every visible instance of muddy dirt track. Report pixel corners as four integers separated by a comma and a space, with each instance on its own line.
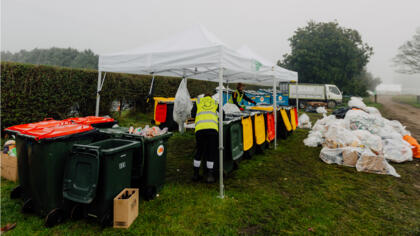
379, 95, 420, 140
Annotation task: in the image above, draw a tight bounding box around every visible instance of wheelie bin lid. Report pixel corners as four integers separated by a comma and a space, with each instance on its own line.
4, 118, 62, 135
19, 124, 95, 141
64, 116, 116, 126
250, 106, 273, 112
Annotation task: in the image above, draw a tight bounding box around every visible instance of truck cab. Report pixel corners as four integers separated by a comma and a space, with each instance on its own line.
325, 84, 342, 107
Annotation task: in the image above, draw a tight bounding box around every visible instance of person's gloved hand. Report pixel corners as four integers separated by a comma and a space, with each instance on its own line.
240, 107, 244, 111
252, 101, 257, 105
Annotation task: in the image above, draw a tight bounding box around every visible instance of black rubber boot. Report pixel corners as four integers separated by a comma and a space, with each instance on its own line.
206, 169, 216, 183
192, 167, 201, 182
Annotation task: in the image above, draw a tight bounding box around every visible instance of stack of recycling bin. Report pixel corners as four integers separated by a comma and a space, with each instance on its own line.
5, 116, 172, 227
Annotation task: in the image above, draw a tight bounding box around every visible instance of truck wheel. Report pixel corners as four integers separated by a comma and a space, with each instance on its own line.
327, 101, 336, 109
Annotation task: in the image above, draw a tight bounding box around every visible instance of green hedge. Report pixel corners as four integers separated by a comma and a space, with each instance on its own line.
1, 62, 216, 131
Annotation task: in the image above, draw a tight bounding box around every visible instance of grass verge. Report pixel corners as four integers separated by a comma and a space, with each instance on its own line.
1, 112, 420, 235
392, 95, 420, 109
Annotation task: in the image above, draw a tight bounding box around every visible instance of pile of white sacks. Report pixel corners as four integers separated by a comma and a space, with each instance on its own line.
304, 97, 413, 177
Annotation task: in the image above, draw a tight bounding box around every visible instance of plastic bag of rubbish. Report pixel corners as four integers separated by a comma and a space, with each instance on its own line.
316, 106, 327, 114
348, 97, 367, 109
173, 79, 193, 133
312, 115, 337, 133
388, 120, 411, 136
382, 138, 413, 163
364, 107, 382, 117
223, 103, 241, 114
298, 113, 311, 129
352, 130, 383, 154
319, 147, 345, 165
355, 149, 400, 177
324, 124, 361, 148
304, 130, 323, 147
344, 109, 378, 133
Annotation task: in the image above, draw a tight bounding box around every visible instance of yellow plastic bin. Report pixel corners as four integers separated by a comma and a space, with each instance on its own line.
241, 116, 253, 151
254, 113, 266, 145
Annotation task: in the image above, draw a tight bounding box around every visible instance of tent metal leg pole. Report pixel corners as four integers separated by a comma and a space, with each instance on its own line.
95, 71, 102, 116
273, 78, 277, 150
218, 67, 224, 199
296, 78, 299, 112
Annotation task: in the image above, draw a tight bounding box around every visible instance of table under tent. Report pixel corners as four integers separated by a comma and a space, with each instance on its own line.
97, 25, 297, 198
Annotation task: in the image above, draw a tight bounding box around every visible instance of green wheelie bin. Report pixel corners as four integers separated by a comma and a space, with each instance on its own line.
214, 118, 244, 174
62, 139, 140, 227
96, 128, 173, 200
10, 124, 97, 227
5, 119, 63, 202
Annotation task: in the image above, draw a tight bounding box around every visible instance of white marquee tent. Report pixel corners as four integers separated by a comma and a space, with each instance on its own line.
97, 25, 297, 198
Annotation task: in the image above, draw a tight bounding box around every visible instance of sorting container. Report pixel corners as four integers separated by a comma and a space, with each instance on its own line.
277, 109, 290, 139
214, 118, 244, 174
265, 112, 276, 142
253, 113, 267, 151
140, 133, 172, 199
64, 116, 116, 128
97, 128, 172, 200
241, 116, 254, 152
62, 139, 140, 226
5, 119, 63, 201
12, 124, 96, 227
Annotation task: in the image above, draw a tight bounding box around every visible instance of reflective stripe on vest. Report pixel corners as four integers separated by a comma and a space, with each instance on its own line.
195, 96, 218, 132
229, 90, 244, 105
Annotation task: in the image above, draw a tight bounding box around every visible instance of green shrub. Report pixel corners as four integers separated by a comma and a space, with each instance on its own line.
1, 62, 216, 131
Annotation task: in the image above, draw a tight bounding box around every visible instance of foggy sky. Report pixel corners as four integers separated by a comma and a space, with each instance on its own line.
2, 0, 420, 84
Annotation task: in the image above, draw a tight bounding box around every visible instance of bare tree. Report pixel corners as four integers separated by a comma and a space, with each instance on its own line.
394, 28, 420, 74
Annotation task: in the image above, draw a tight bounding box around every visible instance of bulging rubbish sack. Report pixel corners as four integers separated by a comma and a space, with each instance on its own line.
298, 113, 311, 129
173, 79, 193, 133
355, 149, 400, 177
324, 124, 360, 148
352, 130, 383, 154
303, 130, 323, 147
319, 147, 345, 165
348, 97, 367, 109
382, 138, 413, 163
223, 103, 241, 114
316, 106, 327, 114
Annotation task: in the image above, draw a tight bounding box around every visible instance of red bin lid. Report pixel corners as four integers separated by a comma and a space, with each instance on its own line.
64, 116, 115, 125
5, 118, 63, 134
20, 124, 94, 141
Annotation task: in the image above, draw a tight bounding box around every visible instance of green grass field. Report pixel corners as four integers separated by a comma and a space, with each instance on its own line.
1, 112, 420, 235
392, 95, 420, 109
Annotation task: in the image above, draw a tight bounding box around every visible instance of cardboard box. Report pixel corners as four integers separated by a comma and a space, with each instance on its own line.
114, 188, 139, 229
343, 149, 359, 167
1, 153, 18, 182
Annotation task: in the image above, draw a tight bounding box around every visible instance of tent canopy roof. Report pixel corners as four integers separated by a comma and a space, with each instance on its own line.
237, 45, 298, 82
99, 26, 295, 86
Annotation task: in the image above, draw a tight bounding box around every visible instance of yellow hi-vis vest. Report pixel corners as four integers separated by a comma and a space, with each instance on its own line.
229, 90, 244, 105
195, 96, 218, 132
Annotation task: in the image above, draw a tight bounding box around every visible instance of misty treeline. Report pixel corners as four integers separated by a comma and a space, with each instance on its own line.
2, 22, 382, 96
1, 47, 98, 69
394, 28, 420, 74
279, 21, 380, 96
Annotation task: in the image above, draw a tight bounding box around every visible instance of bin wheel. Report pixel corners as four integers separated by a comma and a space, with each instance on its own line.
100, 212, 113, 228
70, 204, 84, 220
10, 185, 22, 199
144, 186, 157, 201
45, 208, 66, 228
21, 198, 34, 213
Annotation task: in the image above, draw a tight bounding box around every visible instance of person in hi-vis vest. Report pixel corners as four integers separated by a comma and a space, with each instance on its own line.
229, 83, 256, 111
193, 94, 219, 183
